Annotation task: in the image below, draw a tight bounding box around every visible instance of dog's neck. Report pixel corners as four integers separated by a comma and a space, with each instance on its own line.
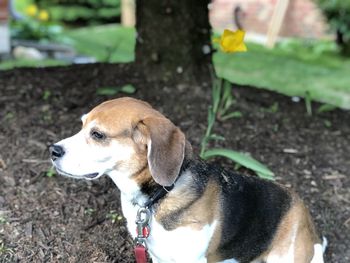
108, 159, 192, 208
107, 168, 146, 205
108, 141, 193, 207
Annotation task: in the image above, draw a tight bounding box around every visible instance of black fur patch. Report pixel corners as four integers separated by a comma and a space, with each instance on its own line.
139, 158, 291, 262
139, 157, 192, 205
183, 159, 291, 262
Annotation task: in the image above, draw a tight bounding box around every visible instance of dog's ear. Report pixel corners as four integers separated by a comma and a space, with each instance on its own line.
138, 117, 185, 186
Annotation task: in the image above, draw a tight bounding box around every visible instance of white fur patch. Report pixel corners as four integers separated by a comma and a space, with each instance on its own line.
80, 114, 87, 124
52, 121, 135, 179
322, 236, 328, 253
147, 219, 217, 263
217, 259, 239, 263
310, 243, 325, 263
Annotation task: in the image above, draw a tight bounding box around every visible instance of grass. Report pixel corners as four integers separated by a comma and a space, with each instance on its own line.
64, 24, 135, 63
213, 42, 350, 109
0, 59, 68, 70
66, 28, 350, 110
0, 24, 135, 70
2, 24, 350, 109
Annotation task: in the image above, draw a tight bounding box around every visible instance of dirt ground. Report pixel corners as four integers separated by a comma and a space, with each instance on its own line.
0, 63, 349, 263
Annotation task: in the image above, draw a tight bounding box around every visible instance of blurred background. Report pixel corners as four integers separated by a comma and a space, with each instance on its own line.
0, 0, 349, 108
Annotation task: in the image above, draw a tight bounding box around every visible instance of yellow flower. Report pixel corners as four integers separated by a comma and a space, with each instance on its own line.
214, 29, 247, 53
38, 10, 49, 21
25, 4, 38, 17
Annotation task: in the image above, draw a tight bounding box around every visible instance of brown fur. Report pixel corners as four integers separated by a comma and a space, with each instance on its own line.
142, 117, 186, 186
87, 97, 185, 186
259, 194, 321, 262
155, 179, 220, 231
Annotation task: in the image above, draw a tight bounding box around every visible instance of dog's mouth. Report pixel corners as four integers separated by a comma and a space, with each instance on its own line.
55, 167, 99, 180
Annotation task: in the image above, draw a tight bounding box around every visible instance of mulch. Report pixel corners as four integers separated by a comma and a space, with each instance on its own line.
0, 63, 349, 262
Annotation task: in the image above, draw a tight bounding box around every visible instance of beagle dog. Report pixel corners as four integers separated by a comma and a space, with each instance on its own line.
50, 97, 326, 263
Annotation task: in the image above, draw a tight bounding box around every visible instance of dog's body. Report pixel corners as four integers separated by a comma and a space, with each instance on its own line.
50, 97, 325, 263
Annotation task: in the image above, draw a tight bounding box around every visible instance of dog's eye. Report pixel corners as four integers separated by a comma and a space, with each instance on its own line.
91, 130, 106, 141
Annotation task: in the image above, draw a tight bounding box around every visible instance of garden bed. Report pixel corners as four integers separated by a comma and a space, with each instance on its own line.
0, 63, 349, 262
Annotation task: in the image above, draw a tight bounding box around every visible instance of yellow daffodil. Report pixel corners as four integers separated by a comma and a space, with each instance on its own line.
38, 10, 49, 21
214, 29, 247, 53
25, 4, 38, 17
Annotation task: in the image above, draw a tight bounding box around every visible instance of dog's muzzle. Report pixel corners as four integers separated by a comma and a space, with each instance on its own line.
49, 144, 100, 179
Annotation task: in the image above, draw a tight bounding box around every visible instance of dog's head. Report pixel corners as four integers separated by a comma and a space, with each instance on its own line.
50, 97, 186, 187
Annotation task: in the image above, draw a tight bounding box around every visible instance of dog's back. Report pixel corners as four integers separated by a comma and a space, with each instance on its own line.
153, 158, 323, 262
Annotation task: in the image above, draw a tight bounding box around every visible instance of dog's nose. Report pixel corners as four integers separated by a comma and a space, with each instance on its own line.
49, 144, 65, 161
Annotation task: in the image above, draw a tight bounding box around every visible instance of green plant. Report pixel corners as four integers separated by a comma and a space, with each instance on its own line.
0, 58, 68, 70
317, 104, 337, 113
46, 167, 56, 177
0, 240, 13, 257
305, 91, 313, 116
200, 77, 242, 158
315, 0, 350, 56
212, 78, 242, 121
323, 120, 332, 128
200, 77, 275, 180
42, 90, 51, 101
96, 84, 136, 96
202, 149, 275, 180
11, 18, 65, 42
84, 208, 95, 215
0, 215, 7, 224
265, 102, 279, 113
10, 3, 67, 42
37, 0, 121, 26
107, 210, 123, 223
3, 112, 15, 121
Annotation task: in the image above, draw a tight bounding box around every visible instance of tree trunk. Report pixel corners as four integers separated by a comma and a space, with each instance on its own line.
135, 0, 212, 83
336, 29, 350, 56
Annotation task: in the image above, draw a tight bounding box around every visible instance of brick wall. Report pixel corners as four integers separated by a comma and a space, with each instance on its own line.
0, 0, 9, 21
0, 0, 10, 54
209, 0, 330, 39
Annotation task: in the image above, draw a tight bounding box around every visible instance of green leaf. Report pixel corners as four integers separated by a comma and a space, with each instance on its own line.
43, 90, 51, 101
257, 172, 275, 180
305, 91, 313, 116
120, 84, 136, 94
208, 134, 226, 141
96, 84, 136, 96
212, 78, 222, 114
96, 86, 120, 95
46, 167, 56, 177
202, 148, 275, 180
317, 104, 337, 113
323, 119, 332, 127
266, 102, 279, 113
222, 80, 231, 102
221, 111, 243, 120
213, 91, 220, 114
207, 107, 215, 131
234, 163, 242, 170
